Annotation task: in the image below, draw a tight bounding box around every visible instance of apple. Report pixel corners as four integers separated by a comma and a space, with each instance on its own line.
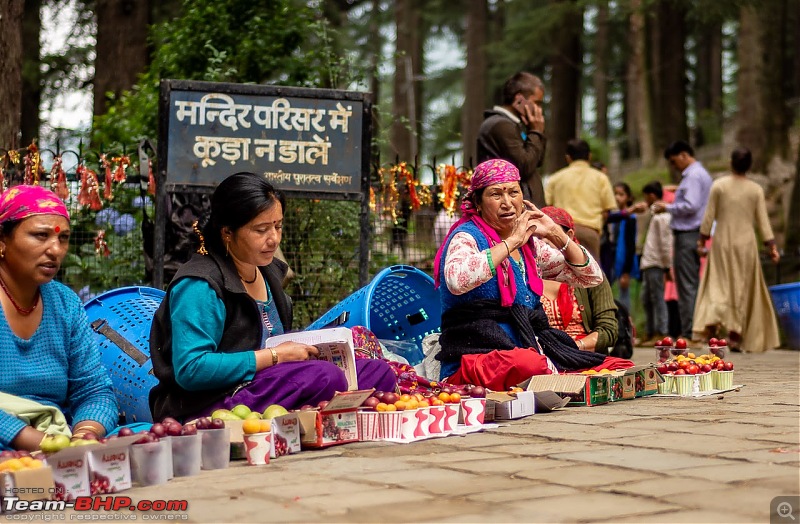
195, 417, 212, 430
180, 424, 197, 436
162, 417, 179, 426
299, 404, 315, 411
674, 369, 686, 375
675, 338, 687, 349
165, 422, 183, 437
667, 362, 679, 372
723, 361, 734, 371
317, 400, 330, 410
372, 391, 386, 402
661, 336, 673, 346
701, 364, 713, 373
687, 364, 700, 375
657, 364, 668, 374
708, 337, 719, 347
717, 338, 727, 347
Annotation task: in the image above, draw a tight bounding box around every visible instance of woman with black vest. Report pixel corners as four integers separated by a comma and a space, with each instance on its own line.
149, 172, 396, 422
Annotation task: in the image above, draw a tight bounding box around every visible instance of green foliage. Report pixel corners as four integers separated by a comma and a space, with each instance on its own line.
621, 166, 671, 197
61, 185, 148, 295
92, 0, 335, 146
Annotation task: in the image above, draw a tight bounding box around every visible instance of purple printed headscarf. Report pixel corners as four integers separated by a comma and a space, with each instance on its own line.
0, 185, 70, 224
433, 159, 543, 307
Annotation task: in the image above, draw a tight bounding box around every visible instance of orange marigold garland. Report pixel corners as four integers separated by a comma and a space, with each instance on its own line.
436, 164, 472, 216
50, 155, 70, 200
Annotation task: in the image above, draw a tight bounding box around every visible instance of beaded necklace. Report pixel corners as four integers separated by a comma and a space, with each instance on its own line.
0, 275, 40, 316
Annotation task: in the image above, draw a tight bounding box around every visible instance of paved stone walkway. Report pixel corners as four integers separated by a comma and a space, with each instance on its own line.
55, 348, 799, 523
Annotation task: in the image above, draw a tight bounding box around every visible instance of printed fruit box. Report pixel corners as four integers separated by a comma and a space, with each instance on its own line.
269, 413, 301, 458
357, 411, 382, 441
526, 374, 610, 406
86, 437, 138, 495
627, 365, 663, 397
298, 390, 374, 448
609, 373, 636, 401
0, 465, 54, 514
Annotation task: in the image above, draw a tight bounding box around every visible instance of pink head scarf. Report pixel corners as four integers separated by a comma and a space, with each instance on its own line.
0, 185, 70, 225
434, 159, 543, 306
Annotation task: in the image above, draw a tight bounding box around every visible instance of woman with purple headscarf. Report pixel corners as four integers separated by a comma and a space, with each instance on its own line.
0, 185, 118, 451
434, 159, 626, 390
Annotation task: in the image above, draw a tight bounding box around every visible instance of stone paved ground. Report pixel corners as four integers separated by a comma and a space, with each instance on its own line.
53, 348, 799, 523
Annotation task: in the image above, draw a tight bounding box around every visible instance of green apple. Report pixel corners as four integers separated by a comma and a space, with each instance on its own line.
244, 411, 262, 420
230, 404, 252, 419
262, 404, 289, 420
210, 409, 242, 421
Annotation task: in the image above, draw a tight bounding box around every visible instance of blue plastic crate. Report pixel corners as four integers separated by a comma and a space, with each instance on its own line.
84, 286, 164, 423
769, 282, 800, 350
306, 265, 441, 353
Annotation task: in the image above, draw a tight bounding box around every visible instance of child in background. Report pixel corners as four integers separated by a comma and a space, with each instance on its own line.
639, 181, 673, 344
606, 182, 638, 310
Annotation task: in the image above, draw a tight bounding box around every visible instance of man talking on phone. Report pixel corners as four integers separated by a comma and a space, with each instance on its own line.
476, 71, 547, 207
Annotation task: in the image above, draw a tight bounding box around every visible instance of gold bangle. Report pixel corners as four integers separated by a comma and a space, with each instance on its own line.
270, 347, 279, 366
501, 240, 512, 257
73, 424, 100, 434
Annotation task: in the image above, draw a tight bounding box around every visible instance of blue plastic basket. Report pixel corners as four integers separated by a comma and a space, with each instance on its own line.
84, 286, 165, 423
769, 282, 800, 350
306, 265, 441, 352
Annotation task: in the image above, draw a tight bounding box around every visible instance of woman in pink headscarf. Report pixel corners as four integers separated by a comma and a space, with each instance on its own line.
433, 159, 625, 391
0, 185, 117, 451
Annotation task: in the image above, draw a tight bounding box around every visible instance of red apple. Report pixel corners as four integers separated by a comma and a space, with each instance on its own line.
180, 424, 197, 436
657, 364, 668, 374
117, 427, 134, 438
687, 364, 700, 375
667, 362, 679, 372
675, 338, 687, 349
701, 364, 713, 373
708, 337, 719, 347
723, 361, 734, 371
662, 336, 674, 346
361, 397, 380, 409
382, 392, 399, 405
674, 369, 686, 375
717, 338, 727, 347
209, 418, 225, 430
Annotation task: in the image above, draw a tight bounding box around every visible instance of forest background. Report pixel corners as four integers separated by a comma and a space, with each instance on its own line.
0, 0, 799, 330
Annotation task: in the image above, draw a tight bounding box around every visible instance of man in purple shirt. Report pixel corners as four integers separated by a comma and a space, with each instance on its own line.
652, 141, 712, 342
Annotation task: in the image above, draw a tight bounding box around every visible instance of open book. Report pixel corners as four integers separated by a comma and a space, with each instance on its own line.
264, 327, 357, 390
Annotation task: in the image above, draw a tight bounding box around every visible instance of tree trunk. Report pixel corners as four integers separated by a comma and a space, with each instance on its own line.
367, 0, 382, 163
390, 0, 415, 160
629, 0, 653, 165
653, 0, 688, 148
21, 0, 41, 147
694, 20, 722, 146
760, 0, 790, 163
592, 0, 609, 141
462, 0, 488, 166
735, 5, 767, 172
93, 0, 150, 119
545, 0, 582, 174
0, 0, 24, 150
411, 2, 424, 154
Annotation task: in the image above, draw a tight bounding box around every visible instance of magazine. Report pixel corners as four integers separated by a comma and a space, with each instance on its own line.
264, 327, 357, 390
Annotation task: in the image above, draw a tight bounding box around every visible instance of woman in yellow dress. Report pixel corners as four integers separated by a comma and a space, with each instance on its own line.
693, 147, 781, 352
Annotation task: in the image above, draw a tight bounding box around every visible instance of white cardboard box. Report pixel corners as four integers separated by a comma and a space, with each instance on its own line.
269, 413, 301, 458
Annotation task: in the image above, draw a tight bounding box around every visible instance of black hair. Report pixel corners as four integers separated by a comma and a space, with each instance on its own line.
566, 139, 590, 161
591, 161, 606, 171
614, 182, 633, 206
642, 180, 663, 200
469, 187, 487, 210
731, 146, 752, 174
501, 72, 544, 105
201, 172, 285, 256
663, 140, 694, 159
1, 220, 21, 236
